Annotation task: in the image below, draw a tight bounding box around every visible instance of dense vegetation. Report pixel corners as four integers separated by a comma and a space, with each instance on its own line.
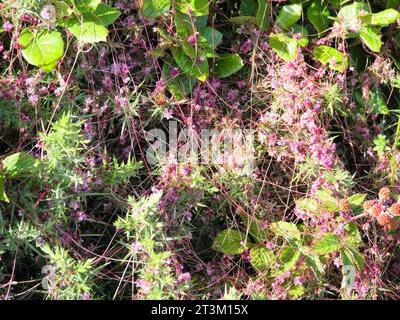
1, 0, 400, 300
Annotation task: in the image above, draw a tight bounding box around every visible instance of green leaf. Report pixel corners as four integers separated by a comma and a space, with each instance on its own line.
296, 198, 320, 214
74, 0, 101, 13
337, 2, 371, 35
241, 214, 268, 242
240, 0, 258, 16
346, 244, 365, 272
347, 193, 366, 214
361, 9, 400, 26
142, 0, 170, 18
66, 17, 109, 43
175, 0, 209, 17
348, 193, 366, 208
249, 246, 274, 271
277, 246, 301, 273
0, 176, 9, 203
270, 221, 301, 244
174, 11, 193, 36
199, 27, 223, 57
1, 152, 41, 178
214, 54, 244, 78
212, 229, 251, 255
373, 134, 389, 155
340, 249, 353, 267
54, 1, 73, 20
347, 193, 366, 207
340, 250, 357, 288
171, 47, 209, 81
162, 62, 197, 100
290, 24, 309, 47
313, 45, 348, 72
18, 29, 64, 72
230, 16, 257, 25
312, 233, 341, 255
359, 26, 382, 53
369, 86, 389, 115
341, 246, 364, 273
315, 187, 338, 212
269, 33, 298, 61
276, 3, 302, 30
305, 254, 324, 278
344, 222, 363, 246
307, 1, 330, 36
288, 285, 305, 299
256, 0, 270, 31
88, 3, 121, 26
388, 0, 400, 10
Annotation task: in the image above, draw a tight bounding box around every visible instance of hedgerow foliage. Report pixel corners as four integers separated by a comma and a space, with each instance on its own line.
1, 0, 400, 300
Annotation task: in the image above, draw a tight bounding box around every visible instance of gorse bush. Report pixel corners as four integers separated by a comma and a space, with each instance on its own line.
1, 0, 400, 300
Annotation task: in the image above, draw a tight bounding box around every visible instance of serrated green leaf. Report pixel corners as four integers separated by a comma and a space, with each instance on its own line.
315, 187, 338, 212
241, 214, 268, 242
174, 11, 193, 36
212, 229, 251, 255
344, 222, 363, 246
55, 1, 73, 20
277, 246, 301, 273
249, 246, 274, 271
270, 221, 301, 244
369, 86, 389, 115
305, 254, 324, 277
74, 0, 101, 13
312, 233, 341, 255
344, 244, 364, 271
296, 197, 320, 214
348, 193, 366, 207
288, 285, 305, 299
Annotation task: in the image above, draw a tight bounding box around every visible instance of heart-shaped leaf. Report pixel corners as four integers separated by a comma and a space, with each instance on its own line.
18, 29, 64, 72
